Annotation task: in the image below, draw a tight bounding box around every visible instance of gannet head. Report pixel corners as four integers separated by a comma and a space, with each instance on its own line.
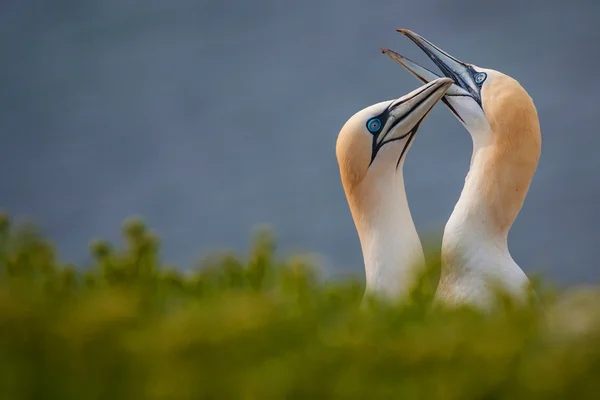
382, 30, 541, 148
337, 77, 452, 299
383, 30, 542, 235
336, 77, 453, 194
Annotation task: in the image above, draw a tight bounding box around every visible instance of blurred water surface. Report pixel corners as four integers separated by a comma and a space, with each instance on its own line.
1, 0, 599, 284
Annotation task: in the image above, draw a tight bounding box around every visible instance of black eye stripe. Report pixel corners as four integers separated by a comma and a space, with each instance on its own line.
366, 118, 382, 133
467, 66, 486, 86
473, 70, 487, 85
365, 82, 432, 138
368, 85, 436, 166
364, 109, 389, 141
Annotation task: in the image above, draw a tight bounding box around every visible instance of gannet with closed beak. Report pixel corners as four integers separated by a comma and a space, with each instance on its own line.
336, 77, 453, 300
382, 30, 542, 311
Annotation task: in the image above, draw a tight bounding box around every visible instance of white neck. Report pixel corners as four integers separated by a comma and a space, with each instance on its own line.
444, 134, 507, 250
352, 154, 425, 301
439, 133, 530, 308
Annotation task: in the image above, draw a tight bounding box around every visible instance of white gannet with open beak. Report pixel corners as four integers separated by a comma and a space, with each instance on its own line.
336, 77, 453, 301
382, 30, 542, 311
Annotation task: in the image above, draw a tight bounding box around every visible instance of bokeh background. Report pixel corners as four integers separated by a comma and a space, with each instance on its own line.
1, 0, 599, 285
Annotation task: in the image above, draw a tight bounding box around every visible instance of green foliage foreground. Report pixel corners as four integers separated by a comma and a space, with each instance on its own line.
1, 214, 599, 399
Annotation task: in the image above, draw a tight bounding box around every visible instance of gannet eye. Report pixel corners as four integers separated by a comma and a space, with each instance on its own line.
366, 118, 382, 133
474, 72, 487, 85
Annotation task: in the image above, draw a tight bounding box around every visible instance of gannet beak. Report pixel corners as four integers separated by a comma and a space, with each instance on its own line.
380, 47, 469, 98
386, 77, 454, 119
382, 29, 488, 124
370, 77, 452, 166
398, 29, 481, 102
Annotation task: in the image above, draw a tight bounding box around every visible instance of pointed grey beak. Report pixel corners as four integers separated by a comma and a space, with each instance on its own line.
381, 29, 486, 121
369, 77, 453, 167
380, 47, 467, 97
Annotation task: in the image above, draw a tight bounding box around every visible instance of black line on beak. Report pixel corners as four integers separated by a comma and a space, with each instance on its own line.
401, 31, 483, 107
370, 83, 447, 167
441, 98, 465, 123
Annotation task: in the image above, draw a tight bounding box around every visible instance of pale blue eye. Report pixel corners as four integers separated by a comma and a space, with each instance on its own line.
367, 118, 382, 133
475, 72, 487, 84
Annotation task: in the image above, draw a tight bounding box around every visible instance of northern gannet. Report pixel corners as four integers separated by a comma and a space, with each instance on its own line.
382, 30, 542, 311
336, 77, 453, 301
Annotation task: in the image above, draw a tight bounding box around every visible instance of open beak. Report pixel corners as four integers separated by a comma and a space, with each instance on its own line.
381, 29, 484, 122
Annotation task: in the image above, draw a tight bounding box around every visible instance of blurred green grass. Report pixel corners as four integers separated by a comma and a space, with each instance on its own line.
0, 213, 599, 399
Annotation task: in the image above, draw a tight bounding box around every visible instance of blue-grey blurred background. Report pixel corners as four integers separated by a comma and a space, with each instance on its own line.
1, 0, 599, 284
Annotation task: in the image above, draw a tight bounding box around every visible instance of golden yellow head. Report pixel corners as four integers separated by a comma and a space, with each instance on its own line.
336, 78, 452, 299
384, 30, 542, 233
336, 78, 452, 195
